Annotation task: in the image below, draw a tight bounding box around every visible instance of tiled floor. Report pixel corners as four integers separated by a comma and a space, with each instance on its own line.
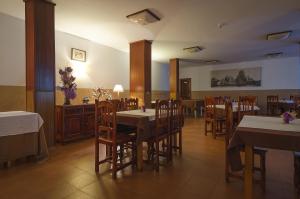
0, 118, 297, 199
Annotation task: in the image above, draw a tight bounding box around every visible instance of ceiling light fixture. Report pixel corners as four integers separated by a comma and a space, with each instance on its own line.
183, 46, 203, 53
126, 9, 160, 25
265, 52, 283, 58
266, 31, 292, 41
205, 60, 220, 64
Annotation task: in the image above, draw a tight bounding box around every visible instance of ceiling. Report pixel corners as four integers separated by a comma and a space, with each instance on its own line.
1, 0, 300, 64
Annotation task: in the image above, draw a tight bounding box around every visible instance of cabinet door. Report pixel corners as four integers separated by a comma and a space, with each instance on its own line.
64, 115, 82, 139
83, 113, 95, 136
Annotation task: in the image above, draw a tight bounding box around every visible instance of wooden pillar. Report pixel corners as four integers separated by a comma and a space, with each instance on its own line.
169, 58, 179, 99
130, 40, 152, 108
24, 0, 56, 146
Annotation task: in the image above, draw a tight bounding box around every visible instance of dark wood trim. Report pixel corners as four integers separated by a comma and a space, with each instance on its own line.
24, 0, 56, 146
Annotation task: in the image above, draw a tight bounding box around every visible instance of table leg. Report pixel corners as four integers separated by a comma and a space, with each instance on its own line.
137, 142, 143, 171
244, 144, 253, 199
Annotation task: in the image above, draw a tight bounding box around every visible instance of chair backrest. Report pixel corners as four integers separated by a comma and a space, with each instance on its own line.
95, 100, 116, 142
267, 95, 278, 102
155, 100, 170, 136
125, 98, 139, 110
214, 96, 227, 105
171, 99, 184, 130
204, 96, 216, 119
237, 96, 256, 123
108, 99, 126, 111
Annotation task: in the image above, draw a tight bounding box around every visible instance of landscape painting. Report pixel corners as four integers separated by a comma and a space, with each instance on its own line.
211, 67, 261, 87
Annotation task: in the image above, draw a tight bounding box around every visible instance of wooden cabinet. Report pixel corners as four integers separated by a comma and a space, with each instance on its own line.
56, 104, 95, 143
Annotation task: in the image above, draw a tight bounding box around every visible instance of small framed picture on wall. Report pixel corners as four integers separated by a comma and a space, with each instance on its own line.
71, 48, 86, 62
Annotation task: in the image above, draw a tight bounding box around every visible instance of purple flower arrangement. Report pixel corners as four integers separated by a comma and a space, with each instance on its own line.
59, 67, 77, 105
282, 111, 296, 124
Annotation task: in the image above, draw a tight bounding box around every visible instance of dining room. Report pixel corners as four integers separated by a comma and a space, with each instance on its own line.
0, 0, 300, 199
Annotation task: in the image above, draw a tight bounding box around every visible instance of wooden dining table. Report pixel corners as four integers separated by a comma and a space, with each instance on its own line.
228, 115, 300, 199
116, 109, 156, 171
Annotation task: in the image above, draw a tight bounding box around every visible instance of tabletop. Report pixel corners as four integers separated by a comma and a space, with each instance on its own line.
117, 109, 156, 121
0, 111, 44, 137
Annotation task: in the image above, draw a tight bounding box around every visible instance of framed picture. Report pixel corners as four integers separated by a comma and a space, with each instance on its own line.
211, 67, 261, 87
71, 48, 86, 62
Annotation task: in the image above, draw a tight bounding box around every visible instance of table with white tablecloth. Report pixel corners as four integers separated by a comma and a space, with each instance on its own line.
0, 111, 48, 164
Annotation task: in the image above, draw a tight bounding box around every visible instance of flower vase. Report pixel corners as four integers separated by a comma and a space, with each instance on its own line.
64, 97, 71, 105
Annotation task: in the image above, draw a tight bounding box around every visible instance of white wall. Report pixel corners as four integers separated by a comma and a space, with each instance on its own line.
0, 13, 25, 86
180, 56, 300, 91
0, 13, 169, 91
152, 61, 169, 91
55, 31, 130, 89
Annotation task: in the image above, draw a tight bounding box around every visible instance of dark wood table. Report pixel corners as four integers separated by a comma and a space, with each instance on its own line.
228, 115, 300, 199
116, 109, 156, 171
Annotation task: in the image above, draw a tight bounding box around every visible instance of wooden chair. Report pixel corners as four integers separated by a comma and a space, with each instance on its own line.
225, 101, 267, 190
108, 99, 126, 111
170, 99, 184, 155
95, 100, 137, 179
214, 96, 225, 105
204, 97, 226, 138
125, 98, 139, 110
267, 95, 279, 116
148, 100, 171, 172
293, 96, 300, 112
237, 96, 257, 123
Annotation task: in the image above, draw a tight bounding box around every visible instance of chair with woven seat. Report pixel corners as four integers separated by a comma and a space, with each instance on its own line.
95, 100, 137, 179
237, 96, 257, 123
204, 96, 226, 139
147, 100, 171, 172
267, 95, 279, 116
170, 99, 184, 156
109, 99, 126, 111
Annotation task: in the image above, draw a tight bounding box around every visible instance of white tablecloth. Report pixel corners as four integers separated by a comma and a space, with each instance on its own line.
0, 111, 44, 137
117, 109, 156, 121
239, 115, 300, 132
278, 99, 294, 104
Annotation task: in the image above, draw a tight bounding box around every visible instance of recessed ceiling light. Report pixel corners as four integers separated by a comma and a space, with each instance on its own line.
126, 9, 160, 25
266, 31, 292, 41
265, 52, 283, 58
183, 46, 203, 53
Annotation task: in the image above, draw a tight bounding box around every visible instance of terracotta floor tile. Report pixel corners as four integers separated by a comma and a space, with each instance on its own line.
0, 118, 297, 199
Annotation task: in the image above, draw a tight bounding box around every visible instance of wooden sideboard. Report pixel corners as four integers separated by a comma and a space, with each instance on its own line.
56, 104, 95, 143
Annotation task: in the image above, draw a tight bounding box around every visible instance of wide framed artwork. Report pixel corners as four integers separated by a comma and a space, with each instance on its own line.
211, 67, 261, 87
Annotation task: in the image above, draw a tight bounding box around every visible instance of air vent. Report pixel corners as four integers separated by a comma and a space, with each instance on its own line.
126, 9, 160, 25
265, 52, 283, 58
266, 31, 292, 41
183, 46, 203, 53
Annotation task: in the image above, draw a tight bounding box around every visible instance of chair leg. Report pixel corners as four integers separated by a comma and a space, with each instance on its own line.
205, 121, 208, 136
112, 145, 117, 179
260, 154, 266, 191
212, 121, 216, 139
168, 135, 172, 162
120, 144, 124, 165
155, 140, 159, 172
179, 130, 182, 155
95, 140, 99, 172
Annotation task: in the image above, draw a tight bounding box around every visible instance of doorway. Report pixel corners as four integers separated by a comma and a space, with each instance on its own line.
180, 78, 191, 99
